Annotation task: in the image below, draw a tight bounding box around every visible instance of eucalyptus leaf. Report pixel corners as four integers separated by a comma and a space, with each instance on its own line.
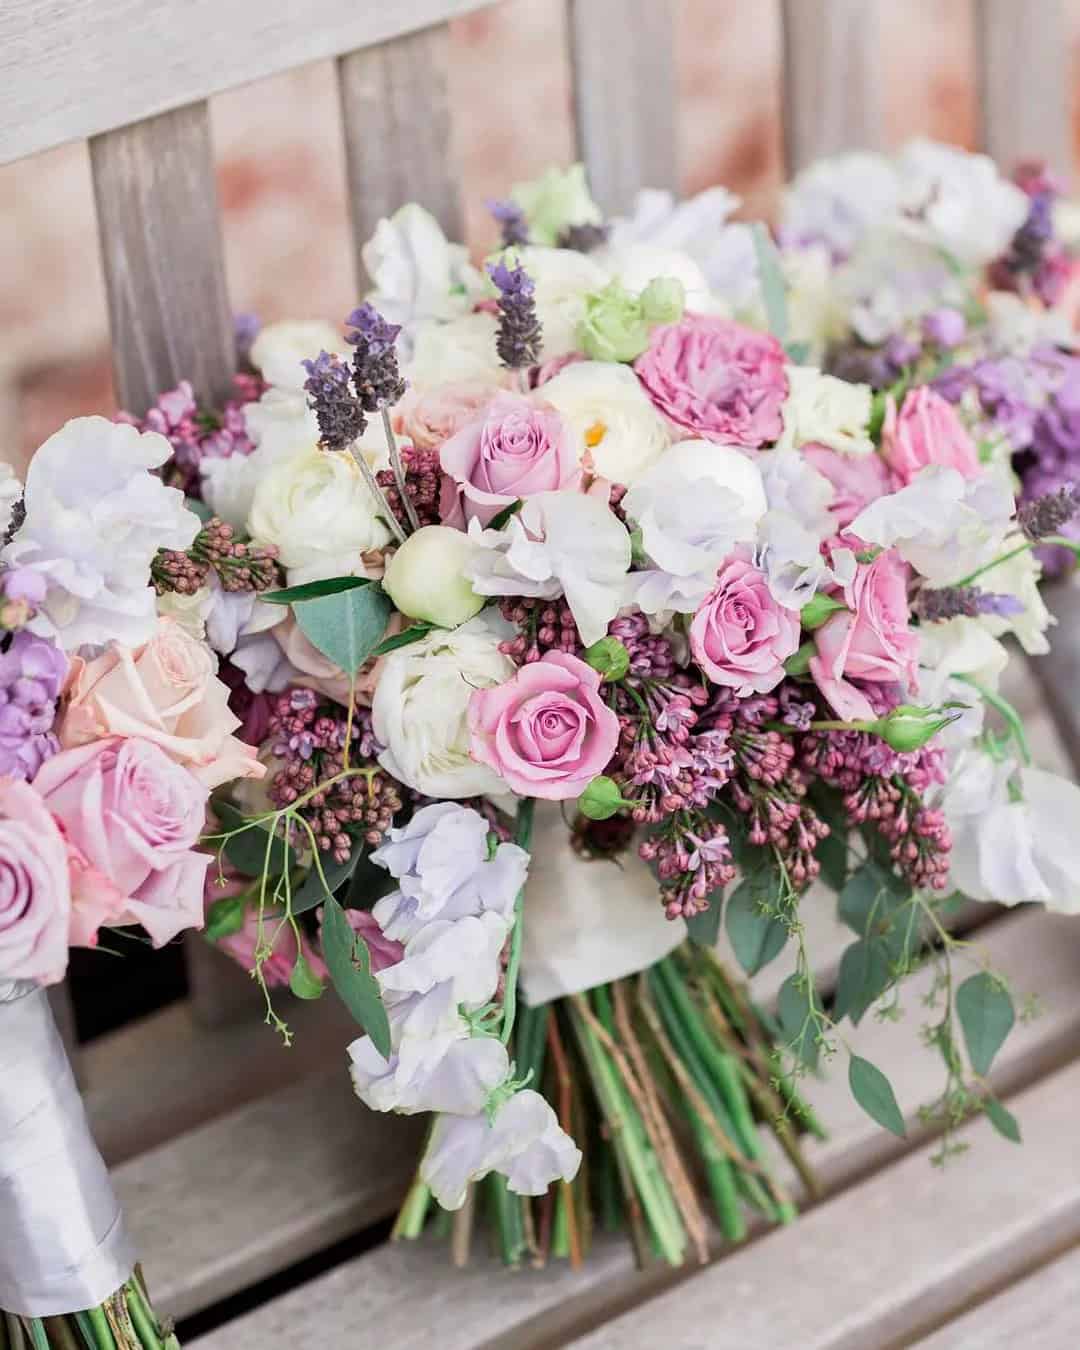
751, 222, 789, 342
488, 499, 524, 531
269, 849, 361, 919
685, 898, 723, 948
322, 895, 392, 1056
848, 1054, 906, 1137
205, 894, 247, 940
777, 973, 822, 1071
838, 861, 909, 937
833, 937, 893, 1025
725, 879, 788, 975
370, 621, 437, 658
263, 575, 374, 605
984, 1096, 1021, 1144
817, 831, 849, 892
294, 584, 394, 675
956, 971, 1015, 1077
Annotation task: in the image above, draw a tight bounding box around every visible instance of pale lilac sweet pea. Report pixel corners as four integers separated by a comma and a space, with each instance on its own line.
376, 911, 510, 1007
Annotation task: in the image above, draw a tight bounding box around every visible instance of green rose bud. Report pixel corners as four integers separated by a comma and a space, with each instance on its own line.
578, 775, 632, 821
784, 639, 815, 677
583, 635, 631, 682
382, 525, 485, 628
800, 593, 848, 630
205, 893, 247, 940
289, 953, 326, 1001
578, 281, 651, 363
510, 163, 602, 247
874, 704, 959, 752
639, 275, 686, 325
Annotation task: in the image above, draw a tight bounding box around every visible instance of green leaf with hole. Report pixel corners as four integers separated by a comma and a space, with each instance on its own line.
833, 937, 893, 1025
263, 575, 374, 604
725, 877, 788, 975
849, 1054, 906, 1137
956, 971, 1015, 1077
322, 895, 391, 1056
294, 583, 393, 675
984, 1096, 1021, 1144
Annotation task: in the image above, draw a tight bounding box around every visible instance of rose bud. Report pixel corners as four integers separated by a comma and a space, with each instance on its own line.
382, 525, 486, 628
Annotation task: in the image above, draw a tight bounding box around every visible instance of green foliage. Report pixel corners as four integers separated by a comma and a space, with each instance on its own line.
289, 953, 326, 1001
488, 499, 523, 531
956, 972, 1015, 1077
321, 895, 392, 1056
816, 831, 849, 892
848, 1054, 906, 1137
837, 860, 917, 969
204, 892, 247, 940
783, 640, 815, 677
294, 583, 394, 675
369, 621, 437, 657
684, 898, 724, 948
578, 775, 631, 821
777, 973, 822, 1071
984, 1096, 1022, 1144
751, 223, 788, 342
212, 799, 298, 879
275, 848, 362, 919
833, 937, 894, 1025
263, 575, 374, 604
725, 874, 788, 976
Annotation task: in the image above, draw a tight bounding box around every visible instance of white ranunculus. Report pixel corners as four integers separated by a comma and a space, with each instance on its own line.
782, 150, 901, 260
0, 462, 21, 541
382, 525, 485, 627
849, 466, 1015, 585
501, 246, 610, 359
404, 312, 508, 392
246, 446, 391, 585
202, 387, 319, 526
975, 546, 1053, 655
250, 320, 344, 392
539, 361, 671, 486
372, 614, 515, 799
511, 163, 602, 247
4, 417, 199, 650
776, 366, 873, 455
466, 492, 631, 646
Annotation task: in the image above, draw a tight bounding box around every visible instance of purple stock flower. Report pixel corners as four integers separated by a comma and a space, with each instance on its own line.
0, 630, 67, 780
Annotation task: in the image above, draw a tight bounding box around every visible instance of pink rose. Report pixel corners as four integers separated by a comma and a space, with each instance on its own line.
439, 392, 581, 527
395, 381, 501, 450
634, 315, 788, 446
690, 550, 801, 696
35, 737, 211, 947
802, 443, 897, 529
467, 651, 620, 800
0, 777, 71, 984
58, 618, 265, 789
810, 548, 919, 722
881, 387, 980, 486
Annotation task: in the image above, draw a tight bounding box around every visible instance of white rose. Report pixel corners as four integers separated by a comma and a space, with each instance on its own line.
503, 246, 609, 359
249, 319, 344, 392
405, 312, 509, 392
539, 361, 670, 486
372, 614, 515, 798
382, 525, 485, 627
0, 463, 20, 541
247, 446, 390, 585
3, 417, 199, 650
776, 366, 873, 455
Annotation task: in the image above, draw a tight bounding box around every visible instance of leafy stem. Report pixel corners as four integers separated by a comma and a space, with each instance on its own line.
500, 798, 536, 1046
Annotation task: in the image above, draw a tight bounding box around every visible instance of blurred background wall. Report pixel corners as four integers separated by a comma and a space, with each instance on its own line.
6, 0, 1080, 468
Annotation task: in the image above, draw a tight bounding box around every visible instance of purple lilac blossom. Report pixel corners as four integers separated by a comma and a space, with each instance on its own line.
0, 630, 67, 780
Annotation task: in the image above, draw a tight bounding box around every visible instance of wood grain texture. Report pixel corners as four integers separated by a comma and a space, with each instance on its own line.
183, 934, 266, 1030
568, 0, 678, 213
780, 0, 885, 174
337, 23, 462, 290
1027, 583, 1080, 774
912, 1245, 1080, 1349
975, 0, 1071, 181
0, 0, 491, 165
90, 103, 236, 415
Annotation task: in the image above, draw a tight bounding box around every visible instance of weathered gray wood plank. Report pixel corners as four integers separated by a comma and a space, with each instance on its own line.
780, 0, 885, 174
912, 1244, 1080, 1349
567, 0, 678, 213
975, 0, 1071, 182
337, 22, 462, 290
89, 102, 236, 416
0, 0, 491, 165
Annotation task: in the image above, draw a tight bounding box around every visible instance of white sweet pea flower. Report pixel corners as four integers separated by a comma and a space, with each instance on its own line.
230, 630, 298, 694
984, 290, 1077, 357
974, 546, 1053, 655
848, 466, 1015, 585
4, 417, 199, 650
466, 492, 631, 646
752, 448, 836, 607
377, 912, 509, 1007
839, 225, 961, 345
782, 150, 901, 259
203, 587, 281, 656
776, 366, 873, 455
421, 1088, 582, 1210
0, 463, 21, 541
500, 246, 609, 359
249, 320, 344, 392
372, 615, 516, 799
539, 361, 671, 486
609, 186, 741, 254
404, 312, 508, 392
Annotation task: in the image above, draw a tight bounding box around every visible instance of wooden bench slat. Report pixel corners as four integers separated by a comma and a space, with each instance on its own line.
0, 1, 491, 167
337, 22, 462, 291
90, 102, 236, 415
567, 0, 678, 214
780, 0, 885, 174
181, 907, 1080, 1345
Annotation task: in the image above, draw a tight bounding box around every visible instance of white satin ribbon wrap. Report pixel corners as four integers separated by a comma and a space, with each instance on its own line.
520, 804, 684, 1004
0, 980, 134, 1318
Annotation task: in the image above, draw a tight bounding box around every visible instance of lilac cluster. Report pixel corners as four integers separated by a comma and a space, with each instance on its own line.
375, 445, 444, 530
0, 629, 67, 780
988, 163, 1072, 307
0, 568, 46, 632
498, 596, 582, 663
267, 689, 401, 862
152, 517, 281, 595
487, 261, 542, 370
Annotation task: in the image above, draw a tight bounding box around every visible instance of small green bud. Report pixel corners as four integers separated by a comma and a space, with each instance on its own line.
584, 635, 631, 682
578, 775, 631, 821
784, 639, 815, 677
578, 281, 651, 363
800, 593, 848, 630
639, 275, 686, 325
205, 893, 247, 940
510, 163, 602, 247
289, 953, 326, 1001
874, 704, 958, 752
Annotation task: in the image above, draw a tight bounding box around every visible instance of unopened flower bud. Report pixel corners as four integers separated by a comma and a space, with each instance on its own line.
382, 525, 485, 628
583, 635, 630, 682
578, 774, 631, 821
578, 281, 651, 363
639, 275, 686, 325
800, 592, 847, 630
874, 704, 957, 752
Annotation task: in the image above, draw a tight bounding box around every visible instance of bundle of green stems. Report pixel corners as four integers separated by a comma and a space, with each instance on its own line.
0, 1273, 178, 1350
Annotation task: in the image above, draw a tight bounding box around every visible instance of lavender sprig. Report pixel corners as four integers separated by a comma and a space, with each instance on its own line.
1017, 482, 1080, 541
303, 351, 367, 452
914, 585, 1024, 623
487, 199, 530, 248
345, 302, 407, 411
487, 260, 542, 371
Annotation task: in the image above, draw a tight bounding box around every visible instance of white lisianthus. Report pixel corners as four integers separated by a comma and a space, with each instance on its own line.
249, 319, 344, 392
372, 615, 515, 799
776, 366, 873, 455
247, 446, 391, 585
849, 466, 1015, 585
539, 361, 671, 486
0, 462, 21, 541
510, 163, 602, 247
975, 546, 1053, 655
404, 312, 509, 392
382, 525, 485, 627
500, 246, 609, 359
4, 417, 199, 650
466, 492, 631, 646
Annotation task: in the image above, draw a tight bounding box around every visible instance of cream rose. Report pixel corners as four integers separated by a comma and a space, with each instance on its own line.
247, 446, 392, 585
405, 313, 510, 393
372, 616, 515, 799
250, 319, 345, 392
539, 361, 671, 486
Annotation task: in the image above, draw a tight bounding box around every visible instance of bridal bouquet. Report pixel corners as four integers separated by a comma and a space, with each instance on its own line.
0, 419, 268, 1342
117, 164, 1080, 1272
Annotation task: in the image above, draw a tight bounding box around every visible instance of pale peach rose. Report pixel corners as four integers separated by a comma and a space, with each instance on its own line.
57, 618, 265, 789
395, 382, 500, 450
273, 611, 403, 708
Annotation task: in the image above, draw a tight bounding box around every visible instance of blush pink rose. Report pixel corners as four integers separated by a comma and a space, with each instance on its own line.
0, 777, 71, 984
35, 737, 211, 948
58, 618, 265, 789
802, 443, 897, 529
395, 381, 501, 449
690, 550, 801, 696
810, 548, 919, 722
467, 651, 620, 800
881, 387, 980, 486
634, 315, 788, 446
439, 391, 581, 527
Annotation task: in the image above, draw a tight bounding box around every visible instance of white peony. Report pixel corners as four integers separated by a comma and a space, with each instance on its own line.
382, 525, 485, 627
0, 462, 21, 541
501, 246, 609, 359
372, 614, 515, 799
246, 446, 391, 585
466, 492, 631, 646
776, 366, 873, 455
3, 417, 199, 650
249, 319, 344, 392
404, 312, 508, 392
539, 360, 671, 486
